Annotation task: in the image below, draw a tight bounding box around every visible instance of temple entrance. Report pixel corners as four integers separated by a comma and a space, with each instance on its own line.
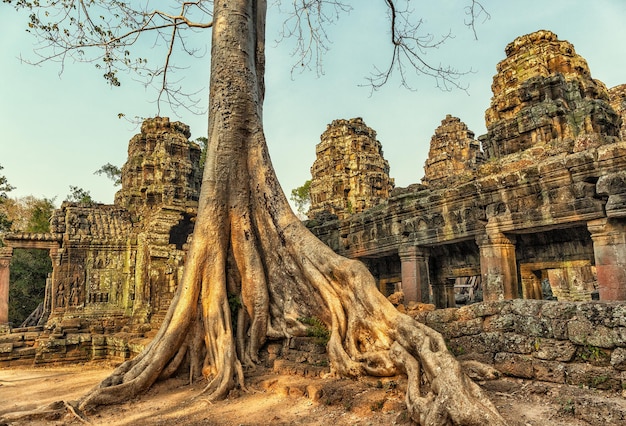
0, 234, 61, 327
8, 248, 51, 326
519, 261, 597, 302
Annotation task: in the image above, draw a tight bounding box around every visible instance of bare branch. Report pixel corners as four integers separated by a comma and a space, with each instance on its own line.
465, 0, 490, 40
273, 0, 352, 77
7, 0, 214, 115
272, 0, 488, 93
363, 0, 471, 93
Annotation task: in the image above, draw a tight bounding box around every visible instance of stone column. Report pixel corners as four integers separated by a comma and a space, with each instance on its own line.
476, 230, 518, 301
46, 248, 63, 317
588, 218, 626, 300
398, 246, 430, 303
445, 279, 457, 308
0, 247, 13, 325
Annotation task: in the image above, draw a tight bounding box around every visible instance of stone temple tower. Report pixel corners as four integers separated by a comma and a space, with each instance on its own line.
308, 117, 394, 220
114, 117, 202, 217
481, 30, 621, 158
422, 115, 484, 188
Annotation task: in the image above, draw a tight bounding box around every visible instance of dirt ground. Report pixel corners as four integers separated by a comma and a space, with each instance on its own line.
1, 363, 626, 425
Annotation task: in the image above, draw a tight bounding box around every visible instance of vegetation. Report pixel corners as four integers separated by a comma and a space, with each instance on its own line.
8, 248, 51, 326
1, 196, 54, 325
0, 165, 14, 234
195, 137, 208, 169
65, 185, 96, 206
95, 163, 122, 186
290, 180, 311, 218
298, 316, 330, 346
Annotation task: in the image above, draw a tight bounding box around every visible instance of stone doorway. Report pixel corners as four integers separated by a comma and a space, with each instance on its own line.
520, 261, 597, 302
8, 248, 52, 326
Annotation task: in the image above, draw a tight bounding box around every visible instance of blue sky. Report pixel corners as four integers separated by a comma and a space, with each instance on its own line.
1, 1, 625, 207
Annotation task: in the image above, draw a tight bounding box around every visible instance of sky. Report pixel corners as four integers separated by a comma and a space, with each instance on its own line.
1, 1, 625, 208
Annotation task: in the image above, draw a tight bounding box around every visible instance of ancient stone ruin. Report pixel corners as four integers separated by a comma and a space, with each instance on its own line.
1, 117, 201, 364
308, 117, 394, 220
421, 114, 484, 188
308, 30, 626, 308
2, 30, 626, 392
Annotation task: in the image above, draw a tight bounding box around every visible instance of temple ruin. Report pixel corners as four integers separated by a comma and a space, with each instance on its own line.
2, 31, 626, 389
308, 117, 394, 220
1, 117, 201, 363
309, 30, 626, 308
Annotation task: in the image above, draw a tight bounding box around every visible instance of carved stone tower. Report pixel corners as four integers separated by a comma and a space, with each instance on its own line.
482, 30, 621, 158
114, 117, 202, 217
609, 84, 626, 139
308, 118, 394, 220
422, 115, 484, 188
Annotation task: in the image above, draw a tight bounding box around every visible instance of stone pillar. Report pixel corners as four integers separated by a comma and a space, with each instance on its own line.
445, 279, 456, 308
588, 218, 626, 300
0, 247, 13, 325
47, 248, 63, 318
398, 246, 430, 303
476, 230, 518, 301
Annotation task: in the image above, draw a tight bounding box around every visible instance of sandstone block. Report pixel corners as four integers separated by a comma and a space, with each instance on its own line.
567, 319, 618, 348
532, 338, 577, 362
610, 347, 626, 370
440, 318, 483, 338
500, 333, 534, 354
532, 359, 565, 383
482, 314, 515, 332
494, 352, 534, 379
565, 363, 622, 390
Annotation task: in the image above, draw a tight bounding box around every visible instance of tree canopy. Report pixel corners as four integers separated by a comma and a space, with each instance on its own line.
0, 165, 14, 234
290, 179, 311, 217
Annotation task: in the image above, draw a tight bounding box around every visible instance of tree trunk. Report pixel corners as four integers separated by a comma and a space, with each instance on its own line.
77, 1, 507, 424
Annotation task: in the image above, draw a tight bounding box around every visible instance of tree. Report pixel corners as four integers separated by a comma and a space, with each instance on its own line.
95, 163, 122, 186
290, 179, 311, 218
65, 185, 96, 206
5, 1, 504, 424
9, 248, 51, 326
0, 165, 14, 234
195, 136, 208, 169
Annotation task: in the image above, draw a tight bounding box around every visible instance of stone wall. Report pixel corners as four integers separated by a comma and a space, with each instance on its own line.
411, 299, 626, 390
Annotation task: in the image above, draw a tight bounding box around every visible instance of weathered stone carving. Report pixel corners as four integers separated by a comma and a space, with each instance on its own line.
609, 84, 626, 139
422, 114, 484, 188
115, 116, 202, 216
482, 30, 620, 158
308, 117, 394, 220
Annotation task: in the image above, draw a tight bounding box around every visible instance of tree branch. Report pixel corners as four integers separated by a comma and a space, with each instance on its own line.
8, 0, 213, 115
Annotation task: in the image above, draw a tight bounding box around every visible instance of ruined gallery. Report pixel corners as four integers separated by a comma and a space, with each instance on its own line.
2, 30, 626, 390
